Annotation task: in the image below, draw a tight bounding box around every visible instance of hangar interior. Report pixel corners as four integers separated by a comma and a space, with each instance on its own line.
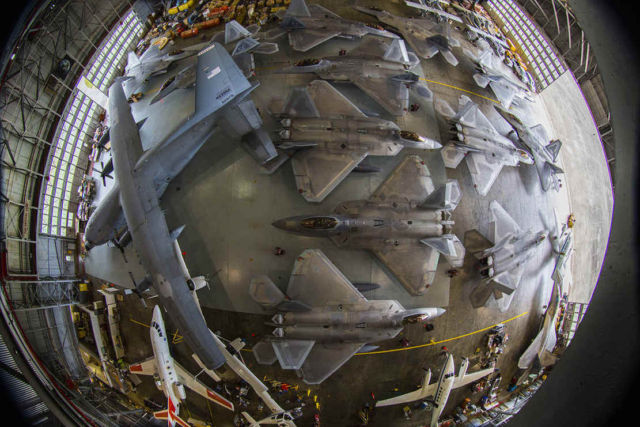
0, 0, 615, 426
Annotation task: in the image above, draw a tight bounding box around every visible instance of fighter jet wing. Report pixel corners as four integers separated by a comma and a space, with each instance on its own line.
174, 362, 234, 411
370, 155, 435, 204
352, 76, 408, 116
306, 80, 367, 117
128, 357, 157, 375
286, 249, 367, 306
288, 29, 342, 52
308, 4, 342, 19
373, 245, 440, 295
452, 367, 495, 388
292, 149, 368, 202
298, 342, 363, 384
530, 124, 549, 146
491, 265, 524, 295
376, 382, 437, 407
465, 153, 504, 196
487, 77, 518, 109
489, 200, 521, 243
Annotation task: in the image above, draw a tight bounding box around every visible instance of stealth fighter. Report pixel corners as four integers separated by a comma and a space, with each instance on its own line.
279, 38, 432, 116
250, 249, 446, 384
270, 0, 398, 52
275, 79, 441, 202
354, 6, 461, 66
497, 108, 564, 191
435, 95, 533, 196
463, 40, 533, 108
153, 19, 280, 106
273, 155, 465, 296
106, 79, 226, 370
466, 200, 547, 311
85, 43, 277, 248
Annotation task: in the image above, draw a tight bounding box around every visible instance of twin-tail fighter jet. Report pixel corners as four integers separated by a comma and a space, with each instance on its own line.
250, 249, 445, 384
435, 95, 533, 196
273, 156, 465, 296
274, 79, 440, 202
278, 38, 432, 116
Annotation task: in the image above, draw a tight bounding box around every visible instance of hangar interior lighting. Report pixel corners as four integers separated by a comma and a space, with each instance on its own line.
40, 11, 143, 236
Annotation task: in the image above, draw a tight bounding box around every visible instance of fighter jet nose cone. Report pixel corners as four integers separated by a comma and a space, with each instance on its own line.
272, 219, 288, 230
436, 308, 446, 317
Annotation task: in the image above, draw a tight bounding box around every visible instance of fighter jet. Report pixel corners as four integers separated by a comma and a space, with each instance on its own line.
128, 306, 233, 427
376, 354, 494, 427
466, 200, 547, 311
278, 38, 432, 116
269, 0, 398, 52
85, 43, 277, 249
274, 79, 441, 202
250, 249, 446, 384
463, 39, 533, 108
497, 108, 564, 192
354, 6, 461, 66
435, 95, 533, 196
273, 155, 465, 296
152, 20, 279, 104
103, 76, 231, 370
124, 44, 191, 89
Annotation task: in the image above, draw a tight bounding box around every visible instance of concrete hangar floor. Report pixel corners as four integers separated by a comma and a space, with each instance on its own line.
83, 1, 612, 425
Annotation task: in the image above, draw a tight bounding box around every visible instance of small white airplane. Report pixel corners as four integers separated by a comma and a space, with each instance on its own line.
241, 411, 297, 427
129, 306, 234, 427
376, 354, 494, 427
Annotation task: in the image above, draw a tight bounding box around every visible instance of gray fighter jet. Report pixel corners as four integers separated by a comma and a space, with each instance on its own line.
463, 40, 533, 108
105, 80, 226, 370
124, 44, 191, 89
273, 156, 465, 296
497, 108, 564, 192
466, 200, 547, 311
275, 79, 441, 202
250, 249, 446, 384
278, 38, 432, 116
269, 0, 398, 52
151, 21, 279, 105
435, 95, 533, 196
85, 43, 276, 248
354, 6, 461, 66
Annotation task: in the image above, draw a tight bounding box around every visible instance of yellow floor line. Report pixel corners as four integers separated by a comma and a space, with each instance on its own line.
355, 311, 528, 356
420, 77, 501, 104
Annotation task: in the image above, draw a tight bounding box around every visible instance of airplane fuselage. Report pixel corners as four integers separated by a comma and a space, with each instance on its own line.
451, 122, 533, 166
273, 302, 443, 343
108, 83, 226, 370
430, 355, 456, 427
314, 56, 411, 81
273, 201, 453, 248
280, 116, 434, 153
150, 306, 185, 405
484, 231, 546, 279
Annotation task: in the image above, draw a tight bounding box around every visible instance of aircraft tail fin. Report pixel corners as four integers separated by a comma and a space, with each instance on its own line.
383, 39, 410, 64
545, 139, 562, 162
421, 180, 462, 211
421, 234, 465, 268
286, 0, 311, 17
249, 276, 311, 311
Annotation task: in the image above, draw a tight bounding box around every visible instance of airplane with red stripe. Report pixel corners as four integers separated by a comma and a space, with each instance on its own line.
129, 306, 233, 426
